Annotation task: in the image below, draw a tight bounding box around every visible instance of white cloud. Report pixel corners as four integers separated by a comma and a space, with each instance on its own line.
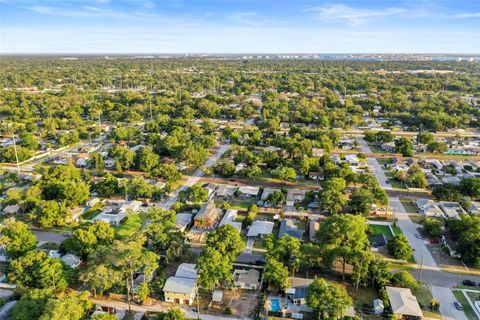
310, 4, 406, 24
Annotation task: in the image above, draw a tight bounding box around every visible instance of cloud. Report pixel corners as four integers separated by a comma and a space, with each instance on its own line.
309, 4, 406, 24
309, 3, 480, 25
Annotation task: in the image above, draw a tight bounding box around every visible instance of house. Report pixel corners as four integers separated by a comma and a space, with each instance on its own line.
439, 201, 466, 219
260, 187, 280, 202
286, 189, 306, 207
2, 204, 20, 215
163, 277, 197, 305
233, 269, 260, 290
175, 263, 198, 279
202, 183, 217, 199
385, 286, 423, 319
218, 209, 242, 233
92, 200, 141, 225
416, 199, 443, 217
286, 277, 315, 309
247, 220, 274, 238
164, 263, 198, 305
238, 186, 260, 198
61, 253, 81, 269
215, 184, 237, 199
194, 203, 220, 228
278, 219, 304, 240
345, 154, 359, 167
175, 213, 193, 231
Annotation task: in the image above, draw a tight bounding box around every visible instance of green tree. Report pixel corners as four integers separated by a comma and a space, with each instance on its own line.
460, 177, 480, 200
266, 190, 286, 207
387, 234, 413, 260
317, 214, 369, 279
422, 218, 442, 237
9, 251, 70, 290
197, 247, 233, 291
306, 278, 352, 320
320, 177, 346, 214
263, 258, 290, 291
10, 289, 50, 320
214, 162, 236, 177
272, 166, 297, 181
36, 200, 69, 228
80, 264, 122, 297
154, 163, 181, 182
395, 137, 414, 157
135, 146, 160, 173
0, 219, 37, 259
348, 188, 374, 216
178, 183, 209, 203
156, 308, 189, 320
392, 271, 419, 290
206, 224, 245, 263
38, 291, 93, 320
89, 151, 105, 175
417, 131, 434, 145
40, 164, 89, 207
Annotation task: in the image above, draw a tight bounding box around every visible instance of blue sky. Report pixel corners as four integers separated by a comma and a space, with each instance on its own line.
1, 0, 479, 53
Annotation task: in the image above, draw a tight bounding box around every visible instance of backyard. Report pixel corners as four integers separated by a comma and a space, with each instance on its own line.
114, 212, 148, 238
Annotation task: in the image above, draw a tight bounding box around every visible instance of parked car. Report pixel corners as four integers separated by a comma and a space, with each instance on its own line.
454, 301, 464, 310
415, 234, 422, 239
429, 239, 440, 244
462, 280, 476, 286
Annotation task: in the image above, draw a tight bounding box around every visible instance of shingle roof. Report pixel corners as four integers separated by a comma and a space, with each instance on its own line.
386, 286, 423, 317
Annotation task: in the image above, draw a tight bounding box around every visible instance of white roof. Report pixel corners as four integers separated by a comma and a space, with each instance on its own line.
163, 276, 196, 294
175, 263, 198, 279
2, 204, 20, 214
386, 286, 423, 317
247, 220, 274, 237
219, 209, 242, 232
238, 186, 260, 196
261, 188, 280, 200
175, 213, 193, 228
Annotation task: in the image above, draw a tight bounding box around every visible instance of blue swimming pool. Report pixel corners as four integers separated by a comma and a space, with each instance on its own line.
270, 298, 281, 312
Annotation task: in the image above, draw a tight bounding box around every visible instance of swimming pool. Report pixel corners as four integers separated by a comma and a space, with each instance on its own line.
270, 298, 281, 312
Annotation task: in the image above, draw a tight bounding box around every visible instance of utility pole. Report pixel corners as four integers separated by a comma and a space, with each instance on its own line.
419, 251, 425, 283
9, 123, 20, 174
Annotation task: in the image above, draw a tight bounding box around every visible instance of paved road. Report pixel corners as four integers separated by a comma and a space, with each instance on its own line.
91, 297, 244, 320
160, 143, 230, 210
361, 138, 468, 320
32, 230, 68, 244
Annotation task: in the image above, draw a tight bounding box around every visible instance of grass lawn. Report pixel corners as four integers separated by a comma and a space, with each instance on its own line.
453, 290, 478, 320
347, 285, 379, 309
385, 172, 407, 190
413, 285, 442, 319
376, 157, 393, 165
370, 224, 394, 237
399, 198, 419, 214
392, 226, 402, 235
115, 213, 148, 238
82, 209, 101, 221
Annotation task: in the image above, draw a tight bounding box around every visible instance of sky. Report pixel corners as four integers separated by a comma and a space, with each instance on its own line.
0, 0, 480, 54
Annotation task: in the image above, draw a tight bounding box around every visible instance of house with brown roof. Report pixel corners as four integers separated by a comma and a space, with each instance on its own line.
194, 203, 220, 228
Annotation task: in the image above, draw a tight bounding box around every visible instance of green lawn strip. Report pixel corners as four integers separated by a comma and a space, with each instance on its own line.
453, 290, 478, 320
114, 212, 148, 238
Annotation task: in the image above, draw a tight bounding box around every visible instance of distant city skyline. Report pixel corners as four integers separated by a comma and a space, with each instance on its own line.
1, 0, 480, 53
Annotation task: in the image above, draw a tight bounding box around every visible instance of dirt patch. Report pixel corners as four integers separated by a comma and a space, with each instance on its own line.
426, 243, 464, 268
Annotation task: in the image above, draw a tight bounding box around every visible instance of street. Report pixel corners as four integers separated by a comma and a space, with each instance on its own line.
360, 137, 468, 320
160, 143, 231, 210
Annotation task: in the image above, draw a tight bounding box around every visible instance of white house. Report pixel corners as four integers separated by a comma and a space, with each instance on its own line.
233, 269, 260, 290
238, 186, 260, 198
286, 189, 306, 207
415, 199, 443, 217
247, 220, 274, 238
